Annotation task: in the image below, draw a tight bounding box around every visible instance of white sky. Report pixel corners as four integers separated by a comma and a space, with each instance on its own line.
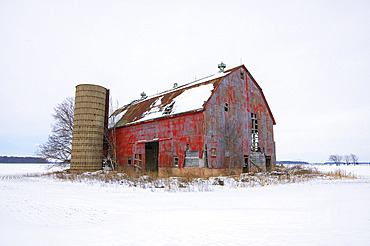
0, 0, 369, 162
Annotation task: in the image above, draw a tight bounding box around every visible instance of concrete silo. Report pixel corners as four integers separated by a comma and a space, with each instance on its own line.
70, 84, 109, 172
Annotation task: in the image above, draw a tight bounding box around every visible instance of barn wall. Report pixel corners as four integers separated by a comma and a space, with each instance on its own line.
204, 67, 275, 169
114, 112, 204, 170
247, 72, 276, 167
204, 68, 248, 168
113, 66, 275, 172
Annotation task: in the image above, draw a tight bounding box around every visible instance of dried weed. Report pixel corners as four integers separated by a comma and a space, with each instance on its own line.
30, 164, 356, 192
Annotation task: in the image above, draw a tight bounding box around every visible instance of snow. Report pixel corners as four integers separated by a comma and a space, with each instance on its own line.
1, 164, 370, 246
141, 71, 230, 103
109, 108, 127, 127
132, 83, 214, 124
134, 104, 164, 123
171, 83, 214, 114
0, 163, 57, 176
113, 71, 230, 125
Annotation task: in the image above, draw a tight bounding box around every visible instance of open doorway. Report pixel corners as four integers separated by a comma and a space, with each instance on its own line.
243, 155, 249, 173
265, 156, 271, 172
145, 141, 159, 172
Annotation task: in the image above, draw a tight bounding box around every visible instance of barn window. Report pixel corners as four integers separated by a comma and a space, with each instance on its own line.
224, 103, 229, 112
240, 72, 245, 80
211, 148, 217, 157
186, 143, 190, 151
127, 156, 132, 165
174, 156, 179, 167
135, 154, 142, 167
251, 113, 259, 152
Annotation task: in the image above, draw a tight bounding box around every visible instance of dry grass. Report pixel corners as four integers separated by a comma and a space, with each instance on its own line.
30, 164, 356, 192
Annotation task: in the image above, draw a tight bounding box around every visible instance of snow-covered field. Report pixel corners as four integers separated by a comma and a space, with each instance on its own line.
1, 164, 369, 246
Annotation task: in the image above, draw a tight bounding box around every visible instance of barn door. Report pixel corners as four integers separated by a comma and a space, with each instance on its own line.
145, 141, 159, 172
265, 156, 272, 172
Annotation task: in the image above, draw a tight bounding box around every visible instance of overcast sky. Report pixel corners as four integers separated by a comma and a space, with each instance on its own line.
1, 0, 369, 162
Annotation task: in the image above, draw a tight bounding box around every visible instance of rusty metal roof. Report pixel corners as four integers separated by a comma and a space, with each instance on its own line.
111, 64, 276, 127
111, 72, 228, 128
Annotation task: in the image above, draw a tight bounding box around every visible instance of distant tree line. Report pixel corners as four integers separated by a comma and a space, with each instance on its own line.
276, 160, 309, 165
328, 154, 359, 166
0, 156, 48, 163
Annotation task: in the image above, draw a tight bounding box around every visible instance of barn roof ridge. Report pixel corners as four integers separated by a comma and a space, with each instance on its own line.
111, 69, 233, 127
124, 70, 231, 109
111, 64, 275, 127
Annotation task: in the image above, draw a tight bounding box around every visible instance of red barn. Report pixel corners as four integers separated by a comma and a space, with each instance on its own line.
111, 64, 276, 175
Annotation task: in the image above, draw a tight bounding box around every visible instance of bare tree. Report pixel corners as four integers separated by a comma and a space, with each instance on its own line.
350, 154, 359, 165
344, 155, 350, 165
104, 98, 120, 170
37, 97, 74, 165
329, 154, 342, 166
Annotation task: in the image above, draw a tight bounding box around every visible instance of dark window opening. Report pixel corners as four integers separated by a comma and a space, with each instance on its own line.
240, 72, 245, 80
186, 143, 190, 151
251, 113, 259, 152
266, 156, 272, 172
243, 155, 249, 173
225, 102, 229, 112
211, 148, 217, 157
174, 156, 179, 167
204, 145, 209, 168
127, 156, 132, 165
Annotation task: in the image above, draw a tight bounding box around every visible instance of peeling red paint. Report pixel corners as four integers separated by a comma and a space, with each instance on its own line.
112, 65, 276, 171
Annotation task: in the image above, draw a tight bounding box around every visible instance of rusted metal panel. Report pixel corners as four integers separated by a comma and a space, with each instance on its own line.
115, 111, 204, 170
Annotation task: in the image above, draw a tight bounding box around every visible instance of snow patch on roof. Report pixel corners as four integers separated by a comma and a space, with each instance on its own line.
109, 108, 127, 128
137, 71, 229, 104
172, 83, 214, 114
133, 105, 163, 123
131, 83, 214, 124
152, 96, 163, 107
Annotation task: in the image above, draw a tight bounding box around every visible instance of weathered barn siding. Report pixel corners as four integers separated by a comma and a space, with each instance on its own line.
204, 67, 248, 168
115, 111, 204, 170
203, 66, 275, 169
247, 71, 275, 167
112, 65, 276, 173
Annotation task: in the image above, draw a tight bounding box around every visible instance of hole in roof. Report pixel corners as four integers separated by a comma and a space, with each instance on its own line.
163, 102, 175, 115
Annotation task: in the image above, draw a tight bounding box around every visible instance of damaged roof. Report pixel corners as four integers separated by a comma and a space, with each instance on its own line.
111, 64, 276, 128
111, 71, 230, 128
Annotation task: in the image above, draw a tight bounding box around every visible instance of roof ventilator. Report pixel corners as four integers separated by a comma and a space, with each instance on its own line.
140, 92, 147, 100
218, 62, 226, 73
